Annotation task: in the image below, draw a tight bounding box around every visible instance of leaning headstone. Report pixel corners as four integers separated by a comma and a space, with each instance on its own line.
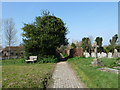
108, 52, 113, 58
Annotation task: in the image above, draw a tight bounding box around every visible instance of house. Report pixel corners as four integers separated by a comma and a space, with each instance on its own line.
0, 46, 24, 60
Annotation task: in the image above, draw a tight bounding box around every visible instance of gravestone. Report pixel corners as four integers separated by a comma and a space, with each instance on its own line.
84, 51, 90, 58
108, 52, 112, 58
100, 52, 107, 58
91, 52, 96, 57
97, 53, 101, 58
118, 53, 120, 57
113, 49, 120, 58
103, 52, 107, 58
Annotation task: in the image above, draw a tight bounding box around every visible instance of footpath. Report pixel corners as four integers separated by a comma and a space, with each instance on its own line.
52, 61, 85, 88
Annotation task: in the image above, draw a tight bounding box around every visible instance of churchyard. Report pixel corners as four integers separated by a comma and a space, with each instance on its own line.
1, 10, 120, 88
1, 52, 120, 88
68, 57, 119, 88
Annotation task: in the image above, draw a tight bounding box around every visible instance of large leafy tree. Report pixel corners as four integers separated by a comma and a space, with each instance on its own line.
22, 11, 68, 58
81, 37, 91, 53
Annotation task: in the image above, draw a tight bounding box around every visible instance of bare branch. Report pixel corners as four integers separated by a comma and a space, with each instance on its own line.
3, 18, 17, 59
4, 18, 17, 46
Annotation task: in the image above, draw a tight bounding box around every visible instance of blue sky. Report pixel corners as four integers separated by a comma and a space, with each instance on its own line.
2, 2, 118, 46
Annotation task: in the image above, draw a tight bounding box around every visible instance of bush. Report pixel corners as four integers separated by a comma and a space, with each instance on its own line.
2, 58, 25, 65
37, 56, 58, 63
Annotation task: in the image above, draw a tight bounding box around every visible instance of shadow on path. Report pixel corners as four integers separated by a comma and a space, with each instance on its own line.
59, 56, 71, 62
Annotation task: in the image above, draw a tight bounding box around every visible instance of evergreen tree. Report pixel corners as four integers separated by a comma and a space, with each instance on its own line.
22, 11, 68, 58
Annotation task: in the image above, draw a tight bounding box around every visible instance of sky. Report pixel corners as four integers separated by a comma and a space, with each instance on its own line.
2, 2, 118, 46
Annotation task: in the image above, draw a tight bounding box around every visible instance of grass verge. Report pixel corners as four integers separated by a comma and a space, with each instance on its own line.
68, 57, 118, 88
2, 59, 55, 88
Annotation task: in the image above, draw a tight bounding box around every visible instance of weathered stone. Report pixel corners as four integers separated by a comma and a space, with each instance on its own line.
97, 67, 119, 74
83, 51, 90, 58
97, 53, 101, 58
108, 52, 113, 58
91, 58, 103, 66
91, 52, 96, 57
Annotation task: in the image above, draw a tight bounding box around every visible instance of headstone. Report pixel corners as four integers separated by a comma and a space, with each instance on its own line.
84, 51, 90, 58
100, 52, 107, 58
97, 53, 101, 58
113, 49, 118, 57
118, 53, 120, 57
91, 52, 96, 57
108, 52, 112, 58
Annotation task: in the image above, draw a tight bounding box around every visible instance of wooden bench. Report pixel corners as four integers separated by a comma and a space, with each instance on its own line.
26, 56, 37, 63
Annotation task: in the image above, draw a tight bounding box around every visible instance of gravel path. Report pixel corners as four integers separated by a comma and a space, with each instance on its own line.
52, 61, 85, 88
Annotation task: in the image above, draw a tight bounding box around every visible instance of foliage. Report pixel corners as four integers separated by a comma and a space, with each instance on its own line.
95, 37, 103, 47
22, 11, 68, 59
57, 45, 67, 54
104, 45, 113, 53
115, 45, 120, 52
103, 34, 118, 53
110, 34, 118, 47
1, 58, 25, 65
100, 58, 119, 68
2, 63, 55, 88
71, 43, 76, 48
81, 37, 91, 53
95, 37, 104, 52
37, 56, 58, 63
68, 57, 118, 88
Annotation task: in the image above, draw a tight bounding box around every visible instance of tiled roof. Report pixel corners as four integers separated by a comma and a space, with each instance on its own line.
3, 46, 24, 51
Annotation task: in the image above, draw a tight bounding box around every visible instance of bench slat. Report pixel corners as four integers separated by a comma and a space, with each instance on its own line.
25, 56, 37, 63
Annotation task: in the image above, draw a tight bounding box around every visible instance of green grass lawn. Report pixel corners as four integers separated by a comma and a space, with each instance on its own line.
2, 59, 55, 88
68, 57, 119, 88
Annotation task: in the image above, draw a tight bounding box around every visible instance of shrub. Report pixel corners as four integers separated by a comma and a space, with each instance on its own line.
37, 56, 58, 63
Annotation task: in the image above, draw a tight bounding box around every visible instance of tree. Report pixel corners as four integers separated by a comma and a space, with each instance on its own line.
104, 34, 118, 53
95, 37, 104, 52
81, 37, 91, 53
71, 43, 76, 48
4, 18, 17, 59
95, 37, 103, 47
22, 11, 68, 59
110, 34, 118, 48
